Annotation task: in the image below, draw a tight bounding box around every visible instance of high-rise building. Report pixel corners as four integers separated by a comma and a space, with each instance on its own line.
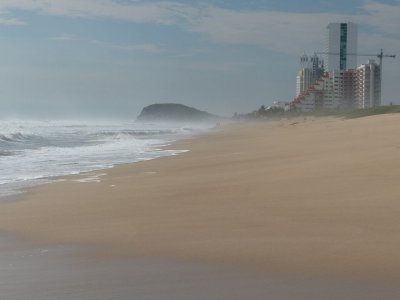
296, 68, 313, 97
291, 70, 358, 111
356, 59, 381, 108
325, 22, 357, 72
296, 53, 324, 96
290, 61, 383, 111
331, 69, 358, 108
290, 22, 386, 112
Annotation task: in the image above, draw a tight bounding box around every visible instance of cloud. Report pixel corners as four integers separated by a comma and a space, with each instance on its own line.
49, 33, 80, 41
184, 61, 256, 73
0, 17, 25, 25
90, 39, 163, 53
0, 0, 399, 55
357, 32, 399, 55
0, 11, 25, 25
186, 7, 342, 54
0, 0, 195, 25
184, 2, 400, 54
48, 34, 162, 53
360, 1, 400, 36
110, 43, 163, 53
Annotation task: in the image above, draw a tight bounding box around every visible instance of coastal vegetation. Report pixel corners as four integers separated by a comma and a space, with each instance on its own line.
234, 104, 400, 120
340, 104, 400, 119
137, 102, 400, 123
233, 105, 285, 120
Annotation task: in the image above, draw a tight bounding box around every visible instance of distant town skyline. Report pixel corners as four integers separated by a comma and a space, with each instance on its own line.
292, 22, 386, 111
0, 0, 399, 119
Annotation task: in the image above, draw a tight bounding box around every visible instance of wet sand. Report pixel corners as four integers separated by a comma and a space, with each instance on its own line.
2, 114, 400, 298
1, 236, 400, 300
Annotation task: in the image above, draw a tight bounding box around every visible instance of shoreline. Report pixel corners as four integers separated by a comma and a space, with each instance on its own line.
0, 120, 209, 200
0, 121, 220, 204
1, 115, 400, 281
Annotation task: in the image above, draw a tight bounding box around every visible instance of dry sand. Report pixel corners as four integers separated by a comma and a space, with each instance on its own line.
1, 114, 400, 281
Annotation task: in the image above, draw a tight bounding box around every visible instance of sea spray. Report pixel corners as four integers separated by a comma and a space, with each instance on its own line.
0, 120, 207, 198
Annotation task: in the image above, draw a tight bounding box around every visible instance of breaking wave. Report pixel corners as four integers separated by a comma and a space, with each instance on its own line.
0, 120, 207, 198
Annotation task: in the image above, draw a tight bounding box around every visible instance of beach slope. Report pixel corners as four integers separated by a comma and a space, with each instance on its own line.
1, 114, 400, 279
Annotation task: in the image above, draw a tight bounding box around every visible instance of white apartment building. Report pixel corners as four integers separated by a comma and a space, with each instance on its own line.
296, 68, 313, 96
296, 53, 324, 96
291, 65, 381, 112
291, 70, 359, 111
291, 73, 331, 112
290, 22, 384, 112
357, 59, 381, 108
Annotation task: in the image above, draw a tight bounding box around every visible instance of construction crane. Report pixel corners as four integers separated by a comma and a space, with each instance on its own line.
314, 49, 395, 71
314, 49, 396, 104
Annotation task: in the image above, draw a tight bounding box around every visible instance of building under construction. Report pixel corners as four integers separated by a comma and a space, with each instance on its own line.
291, 22, 394, 112
291, 60, 380, 111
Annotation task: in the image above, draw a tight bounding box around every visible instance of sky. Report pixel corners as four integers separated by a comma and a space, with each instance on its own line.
0, 0, 399, 119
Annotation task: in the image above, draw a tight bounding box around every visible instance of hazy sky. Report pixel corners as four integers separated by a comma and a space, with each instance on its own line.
0, 0, 399, 119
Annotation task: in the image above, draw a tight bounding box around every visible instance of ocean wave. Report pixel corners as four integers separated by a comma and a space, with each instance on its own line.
0, 120, 206, 198
90, 129, 182, 138
0, 132, 45, 143
0, 150, 15, 157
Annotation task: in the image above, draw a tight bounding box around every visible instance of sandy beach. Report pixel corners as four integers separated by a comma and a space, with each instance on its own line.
2, 114, 400, 297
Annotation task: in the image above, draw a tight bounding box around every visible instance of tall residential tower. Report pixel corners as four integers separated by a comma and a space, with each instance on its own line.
357, 59, 381, 108
325, 22, 358, 72
296, 53, 324, 96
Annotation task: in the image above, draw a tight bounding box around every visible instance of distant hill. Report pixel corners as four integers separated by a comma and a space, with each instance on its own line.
137, 103, 222, 122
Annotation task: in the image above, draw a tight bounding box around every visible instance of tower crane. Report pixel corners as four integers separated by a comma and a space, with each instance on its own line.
314, 49, 396, 104
314, 49, 395, 71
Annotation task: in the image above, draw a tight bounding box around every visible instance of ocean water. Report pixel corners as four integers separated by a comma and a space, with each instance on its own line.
0, 120, 206, 198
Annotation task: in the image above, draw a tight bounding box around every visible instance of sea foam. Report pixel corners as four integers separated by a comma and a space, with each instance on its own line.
0, 120, 204, 198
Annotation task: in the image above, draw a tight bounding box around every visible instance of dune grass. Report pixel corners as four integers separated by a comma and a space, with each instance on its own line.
341, 105, 400, 119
